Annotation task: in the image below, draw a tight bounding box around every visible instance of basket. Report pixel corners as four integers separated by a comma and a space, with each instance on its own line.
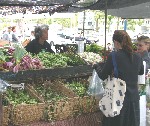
28, 81, 75, 121
4, 84, 46, 125
44, 96, 99, 122
12, 103, 45, 125
25, 84, 45, 103
25, 82, 76, 121
73, 96, 99, 114
2, 106, 11, 126
51, 78, 99, 115
42, 80, 99, 121
45, 98, 75, 121
49, 80, 77, 98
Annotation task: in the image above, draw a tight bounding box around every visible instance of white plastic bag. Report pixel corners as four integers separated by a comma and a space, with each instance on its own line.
87, 69, 104, 100
0, 78, 10, 92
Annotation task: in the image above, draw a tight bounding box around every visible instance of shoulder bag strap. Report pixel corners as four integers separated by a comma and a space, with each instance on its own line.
111, 51, 118, 78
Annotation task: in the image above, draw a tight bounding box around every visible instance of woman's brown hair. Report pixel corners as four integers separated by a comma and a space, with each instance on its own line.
113, 30, 133, 61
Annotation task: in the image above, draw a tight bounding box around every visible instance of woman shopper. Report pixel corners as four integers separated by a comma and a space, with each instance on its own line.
25, 24, 55, 54
93, 30, 144, 126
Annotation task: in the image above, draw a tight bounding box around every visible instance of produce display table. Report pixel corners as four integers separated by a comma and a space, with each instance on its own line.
0, 65, 93, 83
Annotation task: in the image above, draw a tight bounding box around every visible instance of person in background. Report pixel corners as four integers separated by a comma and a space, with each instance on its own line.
2, 26, 12, 42
137, 35, 150, 73
30, 30, 35, 41
25, 24, 55, 54
93, 30, 144, 126
12, 26, 19, 43
107, 43, 112, 51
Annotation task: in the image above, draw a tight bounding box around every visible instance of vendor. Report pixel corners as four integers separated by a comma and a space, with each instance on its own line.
25, 24, 55, 54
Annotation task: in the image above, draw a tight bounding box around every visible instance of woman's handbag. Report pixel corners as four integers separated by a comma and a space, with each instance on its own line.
99, 51, 126, 117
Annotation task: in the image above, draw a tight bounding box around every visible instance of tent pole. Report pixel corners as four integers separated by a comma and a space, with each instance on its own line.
0, 93, 3, 126
82, 10, 86, 37
104, 0, 108, 62
124, 19, 127, 31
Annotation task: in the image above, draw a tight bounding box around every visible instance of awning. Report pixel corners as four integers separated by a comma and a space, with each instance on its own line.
87, 0, 150, 18
0, 0, 74, 6
0, 0, 150, 18
68, 0, 150, 18
107, 2, 150, 19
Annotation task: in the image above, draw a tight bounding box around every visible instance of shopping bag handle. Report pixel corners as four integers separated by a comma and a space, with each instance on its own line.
111, 51, 118, 78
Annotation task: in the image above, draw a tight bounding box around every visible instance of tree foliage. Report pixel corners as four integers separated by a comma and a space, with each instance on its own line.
0, 10, 146, 31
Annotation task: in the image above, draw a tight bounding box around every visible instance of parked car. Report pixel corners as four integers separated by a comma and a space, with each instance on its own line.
48, 34, 73, 46
71, 36, 85, 43
85, 36, 99, 44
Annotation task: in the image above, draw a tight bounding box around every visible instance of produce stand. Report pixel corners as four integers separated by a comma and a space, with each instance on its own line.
0, 39, 104, 126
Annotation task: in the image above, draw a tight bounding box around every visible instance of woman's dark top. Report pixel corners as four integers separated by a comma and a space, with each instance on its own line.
94, 50, 144, 101
25, 39, 55, 54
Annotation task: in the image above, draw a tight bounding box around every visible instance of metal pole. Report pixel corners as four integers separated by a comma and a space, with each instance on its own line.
104, 0, 108, 62
82, 10, 85, 37
124, 19, 127, 31
0, 93, 3, 126
117, 17, 119, 30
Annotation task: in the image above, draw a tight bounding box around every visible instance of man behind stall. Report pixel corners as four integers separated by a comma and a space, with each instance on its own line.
25, 24, 55, 54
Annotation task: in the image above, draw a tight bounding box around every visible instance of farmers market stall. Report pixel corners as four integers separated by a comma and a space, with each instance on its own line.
0, 44, 104, 126
0, 1, 106, 125
1, 0, 149, 126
